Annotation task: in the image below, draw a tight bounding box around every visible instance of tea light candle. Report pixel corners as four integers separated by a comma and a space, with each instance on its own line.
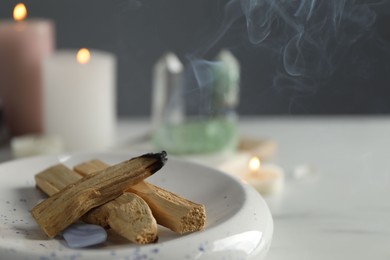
43, 48, 116, 151
11, 134, 64, 158
242, 157, 284, 195
0, 3, 54, 135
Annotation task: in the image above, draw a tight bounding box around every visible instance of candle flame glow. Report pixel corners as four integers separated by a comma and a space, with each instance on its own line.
249, 157, 261, 172
77, 48, 91, 64
13, 3, 27, 22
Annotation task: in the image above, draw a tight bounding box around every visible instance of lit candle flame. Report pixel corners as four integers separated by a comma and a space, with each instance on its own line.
76, 48, 90, 64
249, 157, 261, 172
13, 3, 27, 22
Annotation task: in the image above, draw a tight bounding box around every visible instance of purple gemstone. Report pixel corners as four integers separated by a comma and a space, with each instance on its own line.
62, 223, 107, 248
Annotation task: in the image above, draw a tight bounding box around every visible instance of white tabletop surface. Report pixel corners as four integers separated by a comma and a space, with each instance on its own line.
237, 117, 390, 260
115, 116, 390, 260
1, 116, 389, 259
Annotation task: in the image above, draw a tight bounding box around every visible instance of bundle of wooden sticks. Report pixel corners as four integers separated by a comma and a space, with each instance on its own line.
31, 151, 206, 244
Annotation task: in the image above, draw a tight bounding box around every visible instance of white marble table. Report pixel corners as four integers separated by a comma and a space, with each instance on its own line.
238, 117, 390, 260
1, 116, 389, 259
114, 116, 390, 260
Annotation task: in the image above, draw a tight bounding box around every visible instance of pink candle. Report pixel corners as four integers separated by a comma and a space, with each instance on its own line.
0, 3, 54, 136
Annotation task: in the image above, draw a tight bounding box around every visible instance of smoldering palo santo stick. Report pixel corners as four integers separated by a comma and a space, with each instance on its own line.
35, 164, 158, 244
31, 151, 167, 238
74, 159, 206, 234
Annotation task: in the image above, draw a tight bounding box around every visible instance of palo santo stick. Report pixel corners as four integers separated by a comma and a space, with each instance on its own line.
35, 164, 158, 244
74, 160, 206, 234
83, 193, 157, 244
31, 151, 167, 238
128, 182, 206, 234
35, 164, 82, 194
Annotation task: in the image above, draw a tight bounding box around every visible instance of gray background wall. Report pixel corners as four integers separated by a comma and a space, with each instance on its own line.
1, 0, 390, 116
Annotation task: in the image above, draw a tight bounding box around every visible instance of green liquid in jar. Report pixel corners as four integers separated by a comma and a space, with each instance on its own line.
152, 118, 238, 155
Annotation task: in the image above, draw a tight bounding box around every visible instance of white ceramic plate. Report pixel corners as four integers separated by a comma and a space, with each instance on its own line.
0, 151, 273, 260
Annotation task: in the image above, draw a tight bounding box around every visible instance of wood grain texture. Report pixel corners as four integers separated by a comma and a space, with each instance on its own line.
35, 164, 158, 243
74, 159, 206, 234
31, 152, 166, 238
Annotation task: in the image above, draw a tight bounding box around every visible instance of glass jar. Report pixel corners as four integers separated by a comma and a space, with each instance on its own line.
151, 50, 240, 155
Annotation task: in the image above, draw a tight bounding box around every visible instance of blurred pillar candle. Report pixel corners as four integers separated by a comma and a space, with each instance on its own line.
43, 49, 116, 151
0, 3, 54, 135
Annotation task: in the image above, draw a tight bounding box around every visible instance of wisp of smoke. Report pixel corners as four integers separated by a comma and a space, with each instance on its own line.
189, 0, 388, 96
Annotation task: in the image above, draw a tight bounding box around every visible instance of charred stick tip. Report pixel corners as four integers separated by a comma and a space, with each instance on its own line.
141, 151, 168, 174
140, 151, 167, 162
